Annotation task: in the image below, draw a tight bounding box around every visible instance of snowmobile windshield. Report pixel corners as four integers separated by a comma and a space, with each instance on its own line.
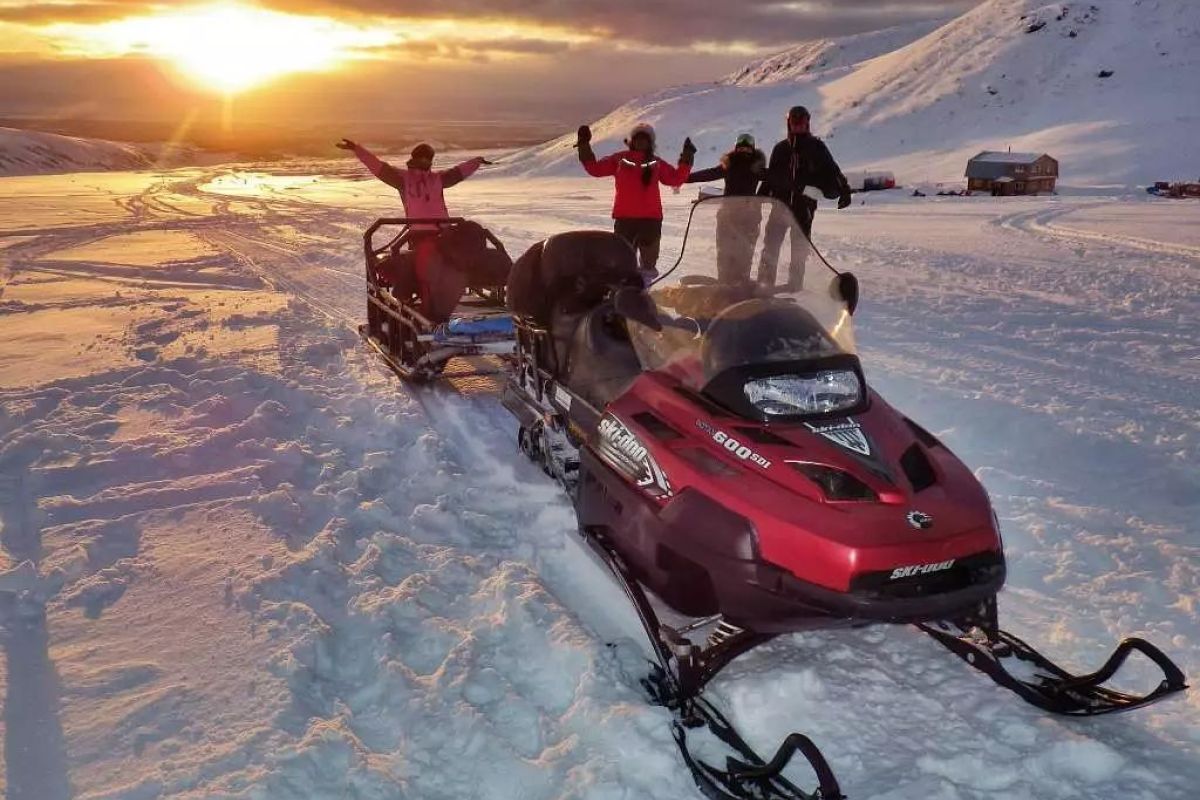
627, 196, 863, 421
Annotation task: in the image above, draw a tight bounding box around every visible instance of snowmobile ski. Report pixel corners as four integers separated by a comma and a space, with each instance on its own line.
918, 604, 1187, 715
580, 526, 843, 800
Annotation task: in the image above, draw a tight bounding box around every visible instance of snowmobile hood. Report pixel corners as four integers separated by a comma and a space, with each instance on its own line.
603, 374, 1003, 594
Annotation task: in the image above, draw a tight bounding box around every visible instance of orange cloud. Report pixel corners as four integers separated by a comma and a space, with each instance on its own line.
1, 0, 981, 48
0, 2, 155, 24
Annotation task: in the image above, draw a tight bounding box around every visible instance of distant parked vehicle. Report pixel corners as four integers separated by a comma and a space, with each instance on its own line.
1147, 180, 1200, 198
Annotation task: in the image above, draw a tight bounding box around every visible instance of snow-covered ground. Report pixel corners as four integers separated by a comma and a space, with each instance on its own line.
1, 162, 1197, 799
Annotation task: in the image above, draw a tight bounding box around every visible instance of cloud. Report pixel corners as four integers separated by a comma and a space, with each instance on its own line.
0, 0, 980, 129
2, 0, 980, 48
263, 0, 979, 46
0, 2, 154, 24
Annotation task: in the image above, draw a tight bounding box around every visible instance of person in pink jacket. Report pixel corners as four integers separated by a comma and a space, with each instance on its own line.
338, 138, 491, 311
338, 138, 489, 223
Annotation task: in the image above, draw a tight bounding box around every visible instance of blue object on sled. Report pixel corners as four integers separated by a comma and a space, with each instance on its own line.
435, 315, 515, 342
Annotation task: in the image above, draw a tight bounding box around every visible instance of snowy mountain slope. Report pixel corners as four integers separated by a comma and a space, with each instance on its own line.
0, 127, 149, 177
723, 18, 946, 87
506, 0, 1200, 186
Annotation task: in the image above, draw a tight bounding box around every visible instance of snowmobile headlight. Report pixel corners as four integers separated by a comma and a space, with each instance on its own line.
743, 370, 863, 416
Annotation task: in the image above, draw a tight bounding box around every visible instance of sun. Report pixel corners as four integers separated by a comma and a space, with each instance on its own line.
54, 3, 384, 94
159, 5, 347, 92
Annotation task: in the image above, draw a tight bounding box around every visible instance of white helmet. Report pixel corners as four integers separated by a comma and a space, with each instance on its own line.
628, 122, 656, 146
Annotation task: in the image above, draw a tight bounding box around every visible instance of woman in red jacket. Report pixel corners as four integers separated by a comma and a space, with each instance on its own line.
576, 122, 696, 284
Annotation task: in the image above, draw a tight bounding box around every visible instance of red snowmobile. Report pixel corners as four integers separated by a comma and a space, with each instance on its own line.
500, 195, 1187, 800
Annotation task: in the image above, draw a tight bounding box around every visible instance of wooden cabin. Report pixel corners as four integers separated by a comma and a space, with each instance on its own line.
965, 152, 1059, 195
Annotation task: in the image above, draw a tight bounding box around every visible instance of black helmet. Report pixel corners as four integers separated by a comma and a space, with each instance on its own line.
411, 143, 435, 161
787, 105, 811, 121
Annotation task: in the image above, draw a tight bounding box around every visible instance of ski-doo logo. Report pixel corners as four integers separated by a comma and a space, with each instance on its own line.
695, 420, 772, 469
906, 510, 934, 530
599, 417, 648, 464
889, 560, 956, 580
804, 419, 871, 456
596, 415, 672, 498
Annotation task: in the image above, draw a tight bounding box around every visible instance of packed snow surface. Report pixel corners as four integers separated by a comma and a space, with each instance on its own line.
0, 155, 1197, 799
504, 0, 1200, 187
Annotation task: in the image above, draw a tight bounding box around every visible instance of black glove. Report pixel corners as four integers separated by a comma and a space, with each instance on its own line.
335, 138, 357, 151
838, 191, 852, 209
479, 157, 495, 166
575, 125, 592, 148
680, 137, 697, 165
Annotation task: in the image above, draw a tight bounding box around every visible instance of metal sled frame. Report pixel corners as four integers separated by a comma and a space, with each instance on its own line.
359, 217, 514, 381
503, 314, 1187, 800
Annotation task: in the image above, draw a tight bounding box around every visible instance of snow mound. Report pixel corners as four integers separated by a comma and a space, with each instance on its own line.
505, 0, 1200, 187
723, 18, 946, 87
0, 127, 149, 176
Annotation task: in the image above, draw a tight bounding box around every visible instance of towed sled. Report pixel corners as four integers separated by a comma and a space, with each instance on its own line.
497, 195, 1187, 799
359, 216, 516, 381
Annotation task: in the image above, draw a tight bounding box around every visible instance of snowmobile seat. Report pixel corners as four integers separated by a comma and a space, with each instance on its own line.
409, 222, 512, 324
508, 231, 641, 326
467, 246, 514, 290
374, 251, 424, 305
373, 252, 406, 289
507, 231, 642, 378
437, 220, 512, 290
565, 302, 643, 409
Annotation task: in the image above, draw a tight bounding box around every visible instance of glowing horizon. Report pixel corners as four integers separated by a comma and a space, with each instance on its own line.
0, 0, 971, 127
40, 3, 393, 93
30, 2, 602, 96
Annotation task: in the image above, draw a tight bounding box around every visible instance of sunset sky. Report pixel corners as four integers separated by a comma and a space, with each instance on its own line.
0, 1, 978, 132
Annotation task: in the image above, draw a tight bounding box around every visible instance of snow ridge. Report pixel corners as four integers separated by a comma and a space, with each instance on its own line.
722, 18, 946, 87
0, 128, 149, 177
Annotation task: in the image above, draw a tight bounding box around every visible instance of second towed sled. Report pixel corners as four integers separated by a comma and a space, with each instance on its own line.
500, 195, 1187, 800
360, 216, 516, 381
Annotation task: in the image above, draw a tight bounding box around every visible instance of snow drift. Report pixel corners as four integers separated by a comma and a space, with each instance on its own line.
506, 0, 1200, 187
0, 127, 149, 176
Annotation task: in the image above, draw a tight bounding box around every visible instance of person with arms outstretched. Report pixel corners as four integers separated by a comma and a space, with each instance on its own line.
338, 139, 489, 223
577, 122, 696, 285
757, 106, 852, 289
338, 139, 492, 318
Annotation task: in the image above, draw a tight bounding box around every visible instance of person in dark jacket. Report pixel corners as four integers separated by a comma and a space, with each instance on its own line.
686, 132, 766, 196
687, 133, 768, 282
577, 122, 696, 285
757, 106, 853, 289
